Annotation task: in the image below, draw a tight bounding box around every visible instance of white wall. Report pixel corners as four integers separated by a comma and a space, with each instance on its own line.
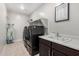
7, 12, 29, 41
0, 3, 7, 44
30, 3, 79, 36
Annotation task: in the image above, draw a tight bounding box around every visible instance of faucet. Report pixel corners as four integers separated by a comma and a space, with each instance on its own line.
56, 32, 59, 40
56, 32, 62, 40
51, 32, 60, 37
56, 32, 61, 37
57, 32, 59, 37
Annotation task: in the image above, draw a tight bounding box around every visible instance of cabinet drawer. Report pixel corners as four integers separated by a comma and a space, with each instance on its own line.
52, 42, 79, 56
40, 38, 51, 47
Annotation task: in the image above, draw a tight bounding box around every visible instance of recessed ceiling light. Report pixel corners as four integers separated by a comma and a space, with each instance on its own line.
20, 4, 24, 10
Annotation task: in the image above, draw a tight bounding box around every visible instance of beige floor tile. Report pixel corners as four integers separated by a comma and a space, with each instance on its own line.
0, 41, 30, 56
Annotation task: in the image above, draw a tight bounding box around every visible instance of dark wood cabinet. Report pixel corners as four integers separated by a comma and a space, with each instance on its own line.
53, 49, 65, 56
39, 39, 52, 56
52, 42, 66, 56
39, 38, 79, 56
52, 42, 79, 56
39, 44, 51, 56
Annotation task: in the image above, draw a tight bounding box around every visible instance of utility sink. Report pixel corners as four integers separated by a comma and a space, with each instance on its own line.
47, 34, 72, 43
57, 37, 72, 42
47, 35, 56, 39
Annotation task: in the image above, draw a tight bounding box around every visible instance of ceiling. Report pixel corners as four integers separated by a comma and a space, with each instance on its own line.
6, 3, 44, 16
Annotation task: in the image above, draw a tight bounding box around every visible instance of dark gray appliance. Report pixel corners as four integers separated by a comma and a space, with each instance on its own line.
23, 25, 44, 56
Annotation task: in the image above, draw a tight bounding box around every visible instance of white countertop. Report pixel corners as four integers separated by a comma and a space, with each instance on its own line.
39, 35, 79, 51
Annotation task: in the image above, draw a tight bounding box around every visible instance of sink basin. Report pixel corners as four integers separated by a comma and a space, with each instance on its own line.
58, 37, 72, 42
47, 35, 72, 43
47, 35, 56, 39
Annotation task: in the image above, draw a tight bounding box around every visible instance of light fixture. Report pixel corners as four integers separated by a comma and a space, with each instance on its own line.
20, 4, 24, 10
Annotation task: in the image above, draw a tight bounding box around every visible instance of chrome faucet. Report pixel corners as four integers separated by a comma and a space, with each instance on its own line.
57, 32, 59, 37
56, 32, 61, 37
56, 32, 59, 40
56, 32, 62, 40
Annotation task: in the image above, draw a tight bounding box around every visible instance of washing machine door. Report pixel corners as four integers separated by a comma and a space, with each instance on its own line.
23, 26, 29, 40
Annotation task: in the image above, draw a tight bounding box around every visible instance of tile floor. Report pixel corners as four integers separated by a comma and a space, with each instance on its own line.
0, 41, 30, 56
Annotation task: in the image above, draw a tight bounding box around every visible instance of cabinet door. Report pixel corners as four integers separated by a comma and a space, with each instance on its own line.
39, 44, 51, 56
52, 49, 65, 56
52, 42, 79, 56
